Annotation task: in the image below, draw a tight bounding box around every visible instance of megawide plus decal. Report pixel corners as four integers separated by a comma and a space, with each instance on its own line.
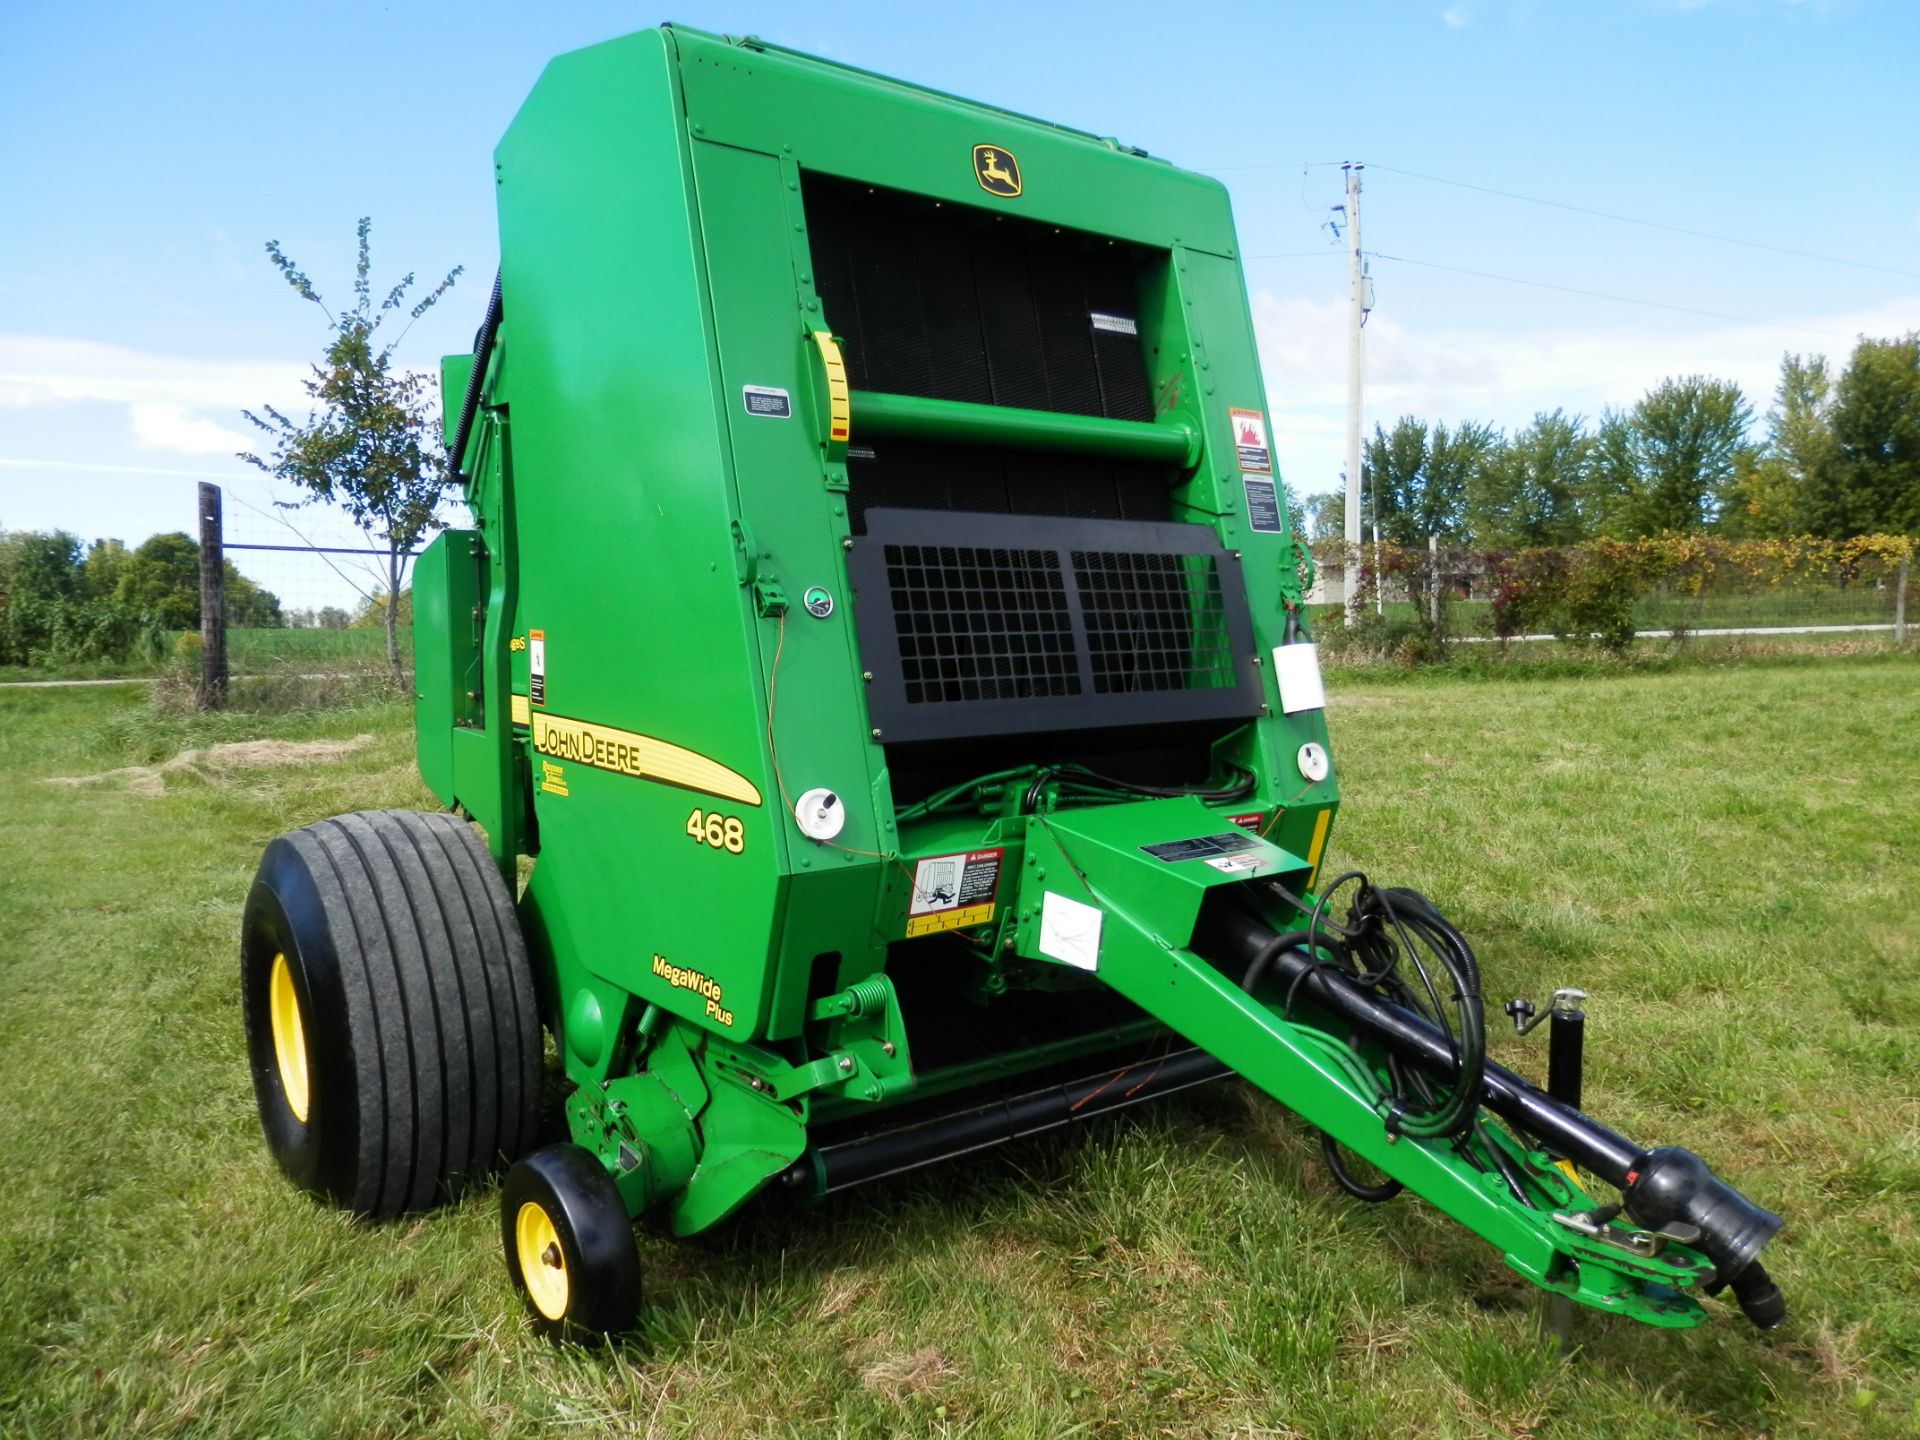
651, 953, 733, 1027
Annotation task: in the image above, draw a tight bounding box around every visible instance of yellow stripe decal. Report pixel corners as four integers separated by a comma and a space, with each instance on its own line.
1304, 808, 1332, 889
510, 693, 530, 726
812, 330, 851, 443
530, 713, 762, 807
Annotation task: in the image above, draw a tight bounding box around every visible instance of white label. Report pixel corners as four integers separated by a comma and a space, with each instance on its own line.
1206, 854, 1267, 874
529, 628, 546, 706
1089, 312, 1138, 336
1038, 891, 1103, 971
1273, 643, 1325, 715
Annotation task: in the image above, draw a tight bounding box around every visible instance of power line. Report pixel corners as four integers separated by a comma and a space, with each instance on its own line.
1193, 160, 1348, 173
1367, 252, 1852, 338
1240, 250, 1342, 260
1364, 163, 1920, 282
1198, 157, 1920, 281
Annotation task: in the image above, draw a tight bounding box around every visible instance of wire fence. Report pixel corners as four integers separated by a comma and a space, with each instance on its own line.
1304, 535, 1913, 649
187, 483, 417, 708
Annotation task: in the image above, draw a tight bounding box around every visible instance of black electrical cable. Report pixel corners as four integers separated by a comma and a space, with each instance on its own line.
1249, 877, 1487, 1143
447, 269, 503, 483
1319, 1131, 1403, 1203
1020, 762, 1256, 815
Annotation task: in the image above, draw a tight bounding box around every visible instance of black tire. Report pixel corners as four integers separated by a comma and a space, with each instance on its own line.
241, 808, 542, 1217
501, 1145, 641, 1340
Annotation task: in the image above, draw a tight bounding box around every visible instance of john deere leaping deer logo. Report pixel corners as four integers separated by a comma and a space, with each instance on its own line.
973, 144, 1021, 197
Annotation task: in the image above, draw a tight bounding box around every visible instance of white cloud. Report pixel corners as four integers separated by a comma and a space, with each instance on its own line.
129, 403, 254, 455
0, 334, 309, 458
1441, 5, 1471, 26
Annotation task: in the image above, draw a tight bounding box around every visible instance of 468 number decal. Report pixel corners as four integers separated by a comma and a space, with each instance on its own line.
686, 808, 745, 855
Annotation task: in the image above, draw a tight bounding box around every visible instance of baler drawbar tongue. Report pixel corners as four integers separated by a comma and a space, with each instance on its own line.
1008, 798, 1783, 1330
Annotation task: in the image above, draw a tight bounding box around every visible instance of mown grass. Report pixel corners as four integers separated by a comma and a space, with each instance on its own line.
1, 656, 1916, 1438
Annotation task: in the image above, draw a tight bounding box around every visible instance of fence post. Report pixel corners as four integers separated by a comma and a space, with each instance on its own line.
1897, 554, 1910, 644
1429, 534, 1441, 629
197, 482, 227, 710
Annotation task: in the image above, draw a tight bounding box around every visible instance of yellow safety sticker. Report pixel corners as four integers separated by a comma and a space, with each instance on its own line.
1304, 808, 1332, 889
530, 712, 762, 806
811, 330, 851, 444
511, 693, 530, 726
906, 903, 995, 938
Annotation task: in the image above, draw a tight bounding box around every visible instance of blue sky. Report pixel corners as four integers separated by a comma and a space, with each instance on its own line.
2, 0, 1915, 608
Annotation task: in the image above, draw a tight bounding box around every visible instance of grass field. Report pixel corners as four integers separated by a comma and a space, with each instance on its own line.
2, 657, 1916, 1438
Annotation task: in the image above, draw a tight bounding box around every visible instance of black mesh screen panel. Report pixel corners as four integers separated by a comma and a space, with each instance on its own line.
885, 542, 1080, 706
804, 174, 1156, 423
850, 509, 1260, 743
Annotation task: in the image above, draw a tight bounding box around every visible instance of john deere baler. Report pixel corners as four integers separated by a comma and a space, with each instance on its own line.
240, 23, 1785, 1340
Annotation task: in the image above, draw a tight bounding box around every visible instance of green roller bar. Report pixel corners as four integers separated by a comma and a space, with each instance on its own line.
850, 389, 1199, 467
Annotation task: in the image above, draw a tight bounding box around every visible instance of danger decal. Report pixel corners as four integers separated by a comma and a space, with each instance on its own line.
905, 848, 1003, 938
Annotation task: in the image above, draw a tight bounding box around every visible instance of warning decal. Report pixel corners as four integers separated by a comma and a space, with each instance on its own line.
906, 847, 1003, 937
1230, 407, 1271, 473
529, 628, 546, 706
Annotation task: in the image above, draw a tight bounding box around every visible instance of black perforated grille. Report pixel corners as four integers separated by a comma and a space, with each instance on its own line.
804, 174, 1155, 423
850, 509, 1259, 743
1074, 551, 1237, 695
885, 543, 1080, 706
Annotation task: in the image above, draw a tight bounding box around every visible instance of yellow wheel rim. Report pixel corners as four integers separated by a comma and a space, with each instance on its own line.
516, 1201, 570, 1321
268, 953, 310, 1124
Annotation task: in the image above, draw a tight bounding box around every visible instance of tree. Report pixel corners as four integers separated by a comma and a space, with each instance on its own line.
1610, 377, 1754, 536
241, 219, 462, 682
1360, 416, 1496, 546
0, 528, 83, 604
113, 531, 282, 630
0, 528, 159, 667
82, 538, 132, 599
1820, 333, 1920, 538
114, 532, 200, 628
1724, 354, 1832, 539
1304, 490, 1345, 541
1468, 410, 1593, 548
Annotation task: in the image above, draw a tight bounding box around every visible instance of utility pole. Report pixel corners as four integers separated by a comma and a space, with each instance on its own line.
1341, 162, 1367, 622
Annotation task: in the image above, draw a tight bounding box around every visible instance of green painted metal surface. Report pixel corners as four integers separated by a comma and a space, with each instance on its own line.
412, 23, 1728, 1327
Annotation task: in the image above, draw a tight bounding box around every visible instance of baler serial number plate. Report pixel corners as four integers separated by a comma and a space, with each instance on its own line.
1140, 832, 1259, 863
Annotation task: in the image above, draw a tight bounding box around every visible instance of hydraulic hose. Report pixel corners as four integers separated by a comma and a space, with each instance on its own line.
1201, 903, 1785, 1324
447, 269, 503, 484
